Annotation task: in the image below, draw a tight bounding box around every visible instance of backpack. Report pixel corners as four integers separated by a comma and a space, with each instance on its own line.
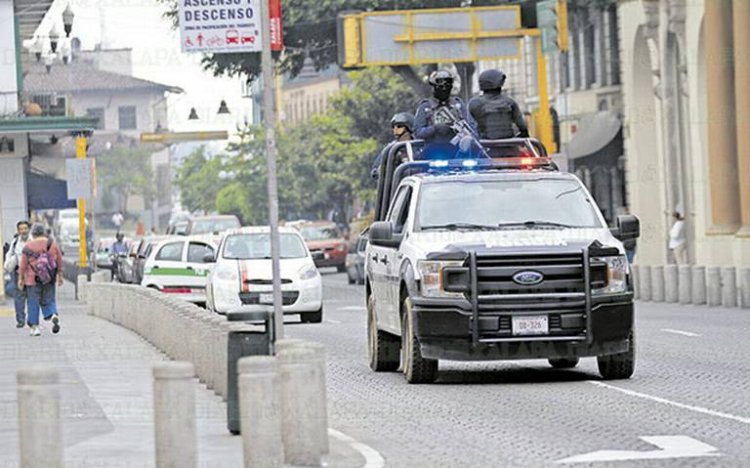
23, 239, 57, 285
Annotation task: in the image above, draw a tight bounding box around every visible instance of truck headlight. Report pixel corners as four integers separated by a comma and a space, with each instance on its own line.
591, 255, 627, 295
417, 260, 465, 298
215, 264, 239, 282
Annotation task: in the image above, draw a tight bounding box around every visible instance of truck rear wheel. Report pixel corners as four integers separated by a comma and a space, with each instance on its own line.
548, 358, 579, 369
401, 298, 438, 384
597, 330, 635, 380
367, 296, 400, 372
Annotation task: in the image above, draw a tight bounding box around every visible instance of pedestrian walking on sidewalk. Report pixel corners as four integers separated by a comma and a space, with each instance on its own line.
669, 211, 687, 265
18, 224, 64, 337
3, 220, 31, 328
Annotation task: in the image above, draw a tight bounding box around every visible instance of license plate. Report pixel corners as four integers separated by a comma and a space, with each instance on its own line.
512, 315, 548, 336
259, 293, 274, 304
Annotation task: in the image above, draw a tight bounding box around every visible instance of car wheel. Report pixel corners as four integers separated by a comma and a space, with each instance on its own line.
367, 295, 400, 372
301, 307, 323, 324
401, 298, 438, 384
597, 330, 635, 380
548, 358, 580, 369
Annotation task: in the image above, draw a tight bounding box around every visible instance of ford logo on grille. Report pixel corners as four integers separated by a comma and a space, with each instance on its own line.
512, 271, 544, 286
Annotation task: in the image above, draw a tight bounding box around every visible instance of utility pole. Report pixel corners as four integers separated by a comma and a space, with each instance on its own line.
260, 0, 284, 340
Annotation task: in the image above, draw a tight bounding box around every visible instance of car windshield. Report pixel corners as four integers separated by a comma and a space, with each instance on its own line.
299, 226, 339, 241
223, 233, 308, 260
191, 218, 240, 235
418, 179, 603, 230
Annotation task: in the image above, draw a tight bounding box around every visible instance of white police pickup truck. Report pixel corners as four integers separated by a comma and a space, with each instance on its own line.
366, 157, 639, 384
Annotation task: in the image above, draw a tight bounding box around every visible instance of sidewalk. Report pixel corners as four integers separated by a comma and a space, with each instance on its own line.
0, 283, 365, 468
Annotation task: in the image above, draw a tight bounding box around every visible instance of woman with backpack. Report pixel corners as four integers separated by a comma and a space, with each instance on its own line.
17, 223, 64, 336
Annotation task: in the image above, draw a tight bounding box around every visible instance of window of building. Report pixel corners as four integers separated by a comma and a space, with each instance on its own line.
118, 106, 137, 130
86, 107, 105, 129
608, 6, 621, 85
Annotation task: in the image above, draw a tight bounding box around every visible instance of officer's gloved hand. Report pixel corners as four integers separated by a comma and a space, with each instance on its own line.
433, 124, 456, 143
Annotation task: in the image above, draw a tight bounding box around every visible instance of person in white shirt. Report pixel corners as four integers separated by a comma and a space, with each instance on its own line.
111, 212, 124, 234
3, 221, 31, 327
669, 211, 687, 265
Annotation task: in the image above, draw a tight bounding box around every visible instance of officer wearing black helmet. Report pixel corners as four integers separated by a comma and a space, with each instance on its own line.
371, 112, 415, 178
468, 69, 529, 140
414, 70, 477, 144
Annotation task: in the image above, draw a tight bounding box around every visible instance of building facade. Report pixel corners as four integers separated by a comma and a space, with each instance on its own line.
618, 0, 749, 267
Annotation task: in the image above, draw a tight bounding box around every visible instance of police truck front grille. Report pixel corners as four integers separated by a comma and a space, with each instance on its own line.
474, 253, 585, 296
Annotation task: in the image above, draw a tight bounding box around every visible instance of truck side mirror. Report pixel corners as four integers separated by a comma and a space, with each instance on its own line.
615, 215, 640, 241
369, 221, 399, 248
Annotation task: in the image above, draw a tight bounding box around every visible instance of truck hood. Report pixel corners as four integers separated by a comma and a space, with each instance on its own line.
410, 228, 624, 257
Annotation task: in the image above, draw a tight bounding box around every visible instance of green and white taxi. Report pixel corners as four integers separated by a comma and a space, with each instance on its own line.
140, 235, 219, 304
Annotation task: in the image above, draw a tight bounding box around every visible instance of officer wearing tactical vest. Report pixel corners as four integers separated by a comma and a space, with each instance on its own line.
414, 70, 477, 144
469, 69, 529, 140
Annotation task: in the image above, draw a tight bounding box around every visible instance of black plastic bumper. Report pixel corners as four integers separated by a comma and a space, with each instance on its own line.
411, 295, 633, 361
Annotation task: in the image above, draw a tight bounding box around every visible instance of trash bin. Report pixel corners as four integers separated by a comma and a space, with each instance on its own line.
226, 306, 275, 435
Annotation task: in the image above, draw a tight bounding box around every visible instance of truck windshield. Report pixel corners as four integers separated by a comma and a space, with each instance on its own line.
418, 179, 603, 230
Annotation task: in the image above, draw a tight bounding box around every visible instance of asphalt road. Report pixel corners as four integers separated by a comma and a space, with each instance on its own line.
286, 270, 750, 467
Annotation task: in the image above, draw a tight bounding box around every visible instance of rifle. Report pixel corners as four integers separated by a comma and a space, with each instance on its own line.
433, 106, 490, 158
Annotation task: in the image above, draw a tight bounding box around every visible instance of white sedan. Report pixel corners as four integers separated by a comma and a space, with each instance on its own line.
206, 226, 323, 323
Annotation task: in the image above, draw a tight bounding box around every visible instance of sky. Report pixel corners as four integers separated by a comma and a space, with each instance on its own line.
67, 0, 254, 140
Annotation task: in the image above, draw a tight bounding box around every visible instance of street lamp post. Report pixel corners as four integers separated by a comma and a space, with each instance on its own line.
260, 0, 284, 340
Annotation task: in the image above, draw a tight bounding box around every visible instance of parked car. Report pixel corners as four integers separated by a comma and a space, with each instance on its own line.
206, 226, 323, 323
185, 215, 241, 236
140, 236, 218, 304
346, 231, 367, 285
94, 238, 116, 271
297, 222, 348, 272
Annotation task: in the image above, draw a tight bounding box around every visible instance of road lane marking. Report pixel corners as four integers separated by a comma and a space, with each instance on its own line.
328, 428, 385, 468
661, 328, 701, 337
556, 436, 721, 464
589, 381, 750, 425
325, 319, 342, 324
337, 306, 366, 312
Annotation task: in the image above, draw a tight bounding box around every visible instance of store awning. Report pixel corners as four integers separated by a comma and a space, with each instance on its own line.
566, 111, 622, 160
27, 171, 75, 210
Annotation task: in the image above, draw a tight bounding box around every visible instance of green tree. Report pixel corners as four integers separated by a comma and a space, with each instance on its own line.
174, 146, 227, 214
97, 145, 155, 215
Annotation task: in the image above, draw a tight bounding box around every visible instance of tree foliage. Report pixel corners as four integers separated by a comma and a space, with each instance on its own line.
97, 145, 155, 214
174, 147, 228, 214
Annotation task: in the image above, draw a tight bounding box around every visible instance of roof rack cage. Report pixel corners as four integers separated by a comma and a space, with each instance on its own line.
374, 138, 553, 221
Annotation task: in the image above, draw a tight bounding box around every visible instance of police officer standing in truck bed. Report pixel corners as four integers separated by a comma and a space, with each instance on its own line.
469, 69, 529, 140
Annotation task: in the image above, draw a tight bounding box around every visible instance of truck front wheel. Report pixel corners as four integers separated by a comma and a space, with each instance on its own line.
401, 298, 438, 384
367, 296, 400, 372
597, 330, 635, 380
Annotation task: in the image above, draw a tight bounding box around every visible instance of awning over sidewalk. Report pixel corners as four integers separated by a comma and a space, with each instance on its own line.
566, 111, 622, 160
27, 171, 75, 210
0, 116, 98, 135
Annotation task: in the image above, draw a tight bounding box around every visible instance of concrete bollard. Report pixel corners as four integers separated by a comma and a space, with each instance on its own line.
678, 266, 692, 304
722, 267, 737, 308
692, 266, 706, 305
707, 266, 722, 307
238, 356, 284, 467
664, 265, 678, 303
631, 265, 639, 300
639, 265, 652, 301
216, 321, 232, 399
77, 274, 87, 303
278, 347, 324, 466
17, 368, 62, 468
153, 362, 197, 468
741, 268, 750, 309
299, 342, 329, 455
651, 266, 665, 302
208, 316, 225, 391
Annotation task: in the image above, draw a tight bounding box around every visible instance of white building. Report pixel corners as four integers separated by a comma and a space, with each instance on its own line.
618, 0, 749, 267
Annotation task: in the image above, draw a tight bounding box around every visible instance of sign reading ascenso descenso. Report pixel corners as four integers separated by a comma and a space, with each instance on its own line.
179, 0, 262, 53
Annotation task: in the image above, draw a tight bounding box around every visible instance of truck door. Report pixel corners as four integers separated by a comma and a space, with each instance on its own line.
382, 186, 413, 331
